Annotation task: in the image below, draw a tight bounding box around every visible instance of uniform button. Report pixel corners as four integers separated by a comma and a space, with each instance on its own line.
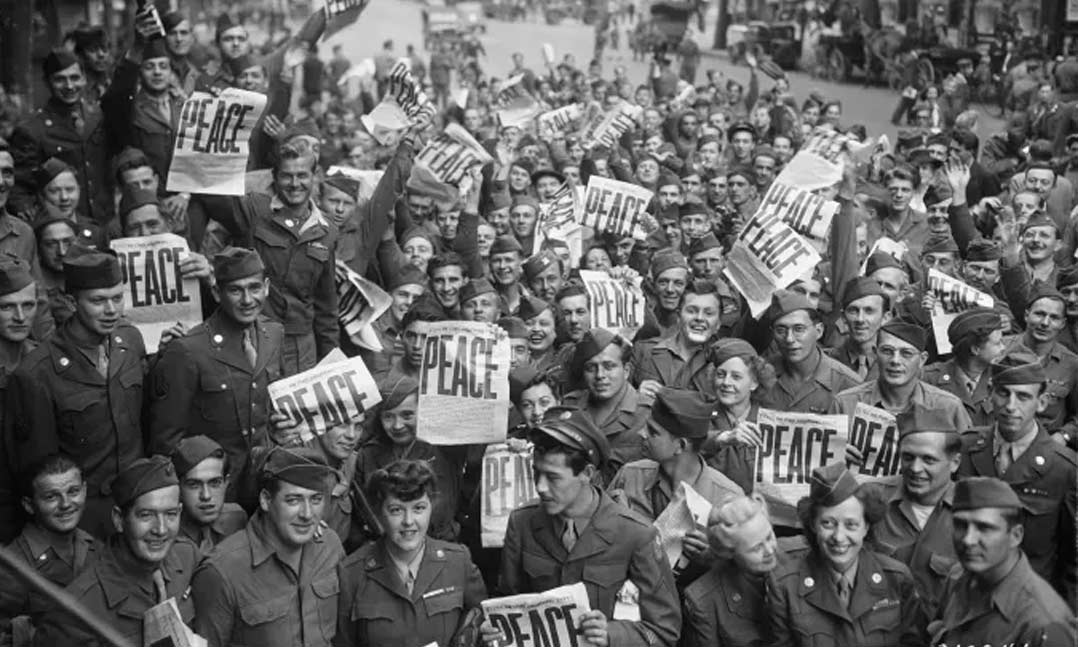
220, 383, 227, 389
871, 573, 882, 584
804, 577, 814, 588
252, 383, 257, 388
1035, 456, 1045, 466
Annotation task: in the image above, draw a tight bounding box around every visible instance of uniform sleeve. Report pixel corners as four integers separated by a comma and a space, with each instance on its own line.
30, 586, 101, 647
333, 561, 358, 647
147, 341, 198, 455
606, 526, 680, 647
459, 545, 488, 610
680, 588, 718, 647
897, 570, 928, 647
765, 573, 796, 647
497, 510, 525, 596
1060, 460, 1077, 608
191, 562, 238, 647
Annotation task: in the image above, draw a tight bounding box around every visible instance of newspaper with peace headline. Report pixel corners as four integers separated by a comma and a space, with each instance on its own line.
926, 268, 994, 355
849, 403, 901, 480
754, 409, 848, 506
579, 270, 645, 340
268, 352, 381, 443
495, 73, 540, 129
482, 583, 591, 647
111, 234, 203, 354
361, 59, 437, 143
580, 176, 652, 240
538, 103, 583, 138
480, 443, 538, 547
415, 320, 510, 445
653, 482, 713, 568
166, 88, 267, 195
335, 261, 392, 352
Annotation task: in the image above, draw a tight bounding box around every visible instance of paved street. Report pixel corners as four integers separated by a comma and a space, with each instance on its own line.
324, 0, 1005, 141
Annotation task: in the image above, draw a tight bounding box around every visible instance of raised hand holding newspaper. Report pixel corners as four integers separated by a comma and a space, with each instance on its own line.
653, 482, 713, 569
268, 354, 381, 443
926, 268, 994, 354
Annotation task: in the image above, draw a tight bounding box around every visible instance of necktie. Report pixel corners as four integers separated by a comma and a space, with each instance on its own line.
73, 112, 85, 136
561, 519, 577, 552
837, 575, 851, 608
152, 569, 168, 602
855, 357, 868, 379
243, 329, 258, 368
996, 443, 1012, 475
96, 344, 109, 378
404, 568, 415, 594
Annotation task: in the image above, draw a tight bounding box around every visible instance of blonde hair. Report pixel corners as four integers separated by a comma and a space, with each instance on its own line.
709, 493, 770, 556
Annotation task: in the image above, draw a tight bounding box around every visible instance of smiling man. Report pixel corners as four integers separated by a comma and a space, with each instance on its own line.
833, 321, 970, 465
192, 447, 343, 647
957, 352, 1078, 605
33, 455, 200, 646
6, 249, 146, 537
863, 405, 962, 609
930, 477, 1077, 646
827, 277, 892, 379
150, 248, 285, 504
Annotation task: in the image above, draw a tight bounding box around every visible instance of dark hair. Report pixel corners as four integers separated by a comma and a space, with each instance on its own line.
18, 453, 81, 499
366, 459, 438, 510
531, 432, 591, 475
401, 303, 442, 331
114, 152, 154, 186
884, 165, 917, 186
952, 328, 997, 361
427, 251, 464, 278
678, 279, 721, 308
797, 487, 885, 555
951, 128, 980, 156
514, 370, 560, 405
555, 283, 590, 307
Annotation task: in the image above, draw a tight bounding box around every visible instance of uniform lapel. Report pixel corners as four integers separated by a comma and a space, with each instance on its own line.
49, 332, 105, 387
965, 431, 997, 476
529, 507, 568, 561
251, 318, 276, 377
801, 555, 850, 622
847, 551, 890, 620
1000, 427, 1052, 485
207, 313, 254, 373
411, 543, 448, 602
568, 494, 617, 560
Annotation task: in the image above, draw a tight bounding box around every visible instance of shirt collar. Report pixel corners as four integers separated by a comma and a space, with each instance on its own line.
269, 194, 327, 233
21, 522, 77, 563
388, 543, 425, 584
993, 425, 1038, 463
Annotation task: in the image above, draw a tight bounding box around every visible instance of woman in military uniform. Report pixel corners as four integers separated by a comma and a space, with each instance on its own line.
335, 460, 487, 647
767, 463, 926, 647
682, 493, 804, 647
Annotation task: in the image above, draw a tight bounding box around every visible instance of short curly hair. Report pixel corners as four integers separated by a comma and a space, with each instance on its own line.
797, 486, 886, 555
366, 459, 439, 510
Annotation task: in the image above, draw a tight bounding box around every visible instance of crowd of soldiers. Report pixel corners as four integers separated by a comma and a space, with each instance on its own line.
0, 2, 1076, 647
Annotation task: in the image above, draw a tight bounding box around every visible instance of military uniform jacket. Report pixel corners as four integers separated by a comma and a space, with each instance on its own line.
681, 540, 806, 647
929, 553, 1078, 647
101, 58, 184, 183
191, 513, 345, 647
0, 524, 99, 640
958, 425, 1078, 604
766, 549, 925, 647
31, 536, 199, 647
633, 332, 716, 400
767, 347, 861, 415
231, 193, 339, 356
824, 341, 879, 382
149, 312, 285, 499
921, 359, 993, 427
562, 386, 649, 484
499, 489, 681, 647
1003, 336, 1078, 438
861, 477, 958, 612
334, 538, 487, 647
178, 503, 248, 557
608, 456, 743, 521
9, 98, 110, 224
6, 320, 145, 497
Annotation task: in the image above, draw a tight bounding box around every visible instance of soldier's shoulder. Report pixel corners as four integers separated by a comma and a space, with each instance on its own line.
199, 525, 252, 570
1046, 439, 1078, 468
768, 554, 805, 583
606, 498, 656, 530
682, 564, 723, 602
919, 381, 965, 405
822, 355, 861, 382
258, 316, 285, 338
166, 536, 203, 575
920, 361, 950, 380
871, 550, 913, 577
114, 321, 146, 349
216, 503, 249, 536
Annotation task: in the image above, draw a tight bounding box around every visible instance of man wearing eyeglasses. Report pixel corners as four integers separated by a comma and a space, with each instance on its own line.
830, 321, 971, 466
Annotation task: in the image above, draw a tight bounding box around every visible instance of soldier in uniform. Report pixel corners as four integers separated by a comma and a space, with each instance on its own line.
562, 329, 648, 482
0, 455, 98, 644
196, 142, 339, 374
922, 308, 1005, 426
767, 462, 926, 647
0, 146, 39, 270
0, 256, 42, 539
832, 321, 971, 465
765, 290, 860, 415
169, 435, 247, 556
862, 404, 962, 611
336, 460, 488, 647
929, 477, 1077, 646
635, 279, 724, 402
489, 408, 682, 647
1003, 285, 1078, 445
6, 249, 146, 538
681, 494, 805, 647
957, 351, 1078, 604
645, 249, 688, 339
32, 455, 200, 647
149, 247, 285, 503
191, 447, 344, 647
826, 277, 891, 380
9, 50, 110, 226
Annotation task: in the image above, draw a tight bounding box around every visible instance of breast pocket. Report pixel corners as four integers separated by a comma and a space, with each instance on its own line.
352, 599, 398, 646
1019, 491, 1059, 559
861, 602, 901, 647
288, 243, 329, 291
238, 591, 294, 644
522, 550, 559, 593
311, 575, 339, 639
55, 390, 104, 444
581, 562, 625, 615
197, 372, 237, 426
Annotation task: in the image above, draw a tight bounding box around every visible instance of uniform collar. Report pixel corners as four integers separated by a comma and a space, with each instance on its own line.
986, 553, 1037, 622
992, 425, 1039, 464
268, 194, 327, 233
21, 521, 83, 564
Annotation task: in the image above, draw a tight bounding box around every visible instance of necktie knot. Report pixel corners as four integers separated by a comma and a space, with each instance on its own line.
243, 329, 258, 368
561, 519, 577, 552
837, 575, 851, 607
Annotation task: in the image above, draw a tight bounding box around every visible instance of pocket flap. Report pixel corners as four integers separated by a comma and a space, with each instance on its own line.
928, 552, 956, 577
582, 563, 624, 588
424, 589, 463, 616
311, 575, 339, 599
199, 372, 231, 393
253, 226, 289, 248
352, 600, 395, 621
239, 592, 293, 625
306, 244, 330, 261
